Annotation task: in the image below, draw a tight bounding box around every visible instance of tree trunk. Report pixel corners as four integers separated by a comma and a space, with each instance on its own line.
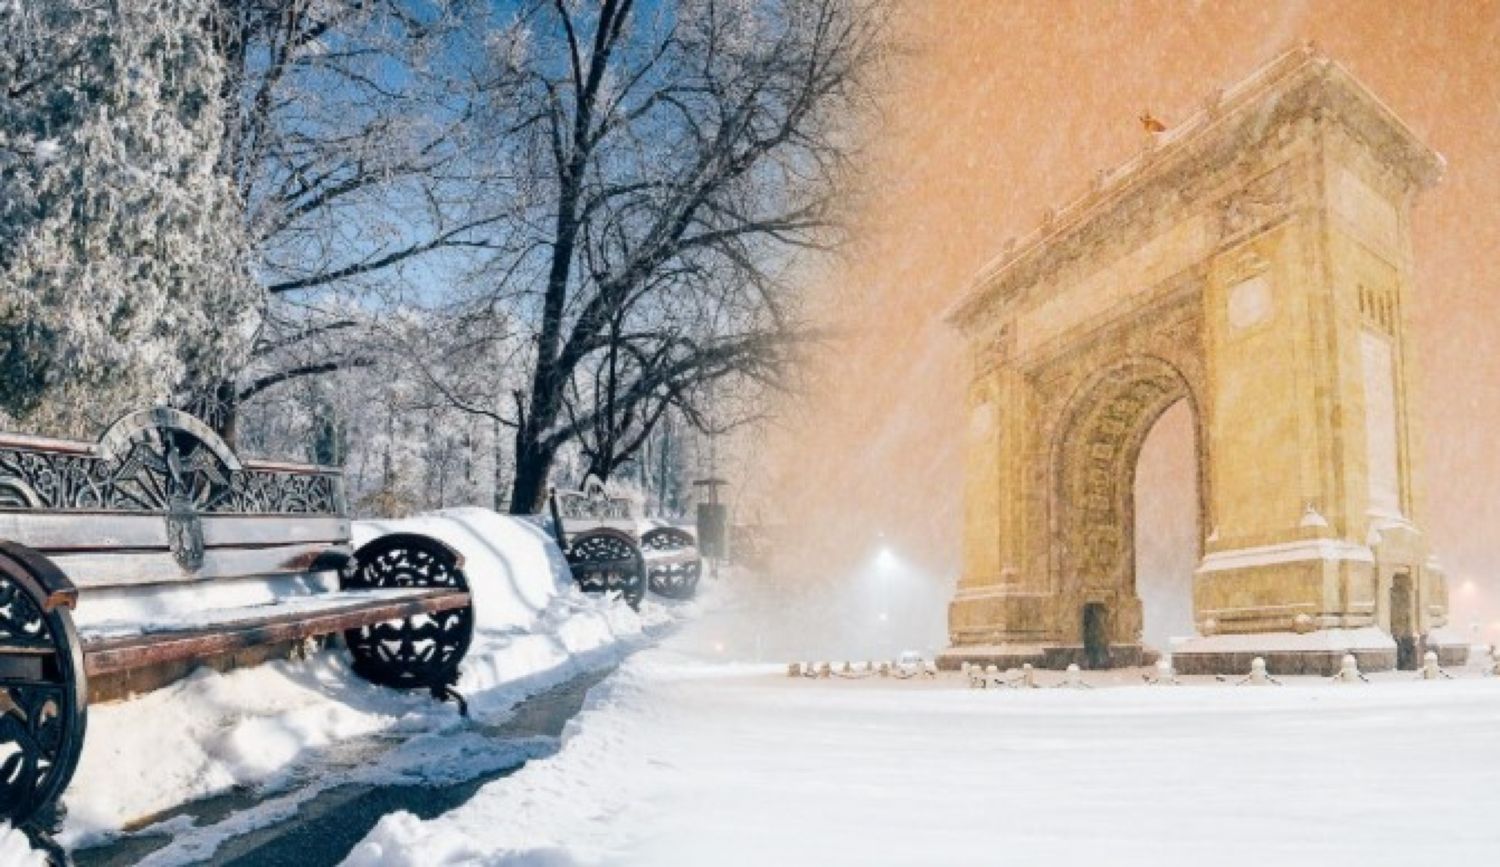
216, 379, 240, 447
182, 377, 240, 446
492, 416, 509, 513
508, 429, 557, 515
584, 452, 613, 487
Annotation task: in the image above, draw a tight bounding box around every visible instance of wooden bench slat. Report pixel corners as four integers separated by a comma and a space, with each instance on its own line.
200, 516, 350, 548
0, 643, 54, 656
0, 513, 169, 550
641, 549, 698, 566
0, 513, 350, 553
571, 556, 641, 572
80, 587, 470, 676
50, 542, 350, 589
0, 430, 93, 455
560, 518, 640, 535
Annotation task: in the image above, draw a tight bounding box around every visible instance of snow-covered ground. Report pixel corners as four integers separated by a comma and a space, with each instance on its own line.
345, 614, 1500, 866
0, 824, 47, 867
57, 509, 693, 856
39, 515, 1500, 867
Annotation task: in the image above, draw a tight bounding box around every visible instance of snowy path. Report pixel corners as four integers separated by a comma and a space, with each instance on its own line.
74, 668, 611, 867
58, 588, 667, 845
346, 637, 1500, 865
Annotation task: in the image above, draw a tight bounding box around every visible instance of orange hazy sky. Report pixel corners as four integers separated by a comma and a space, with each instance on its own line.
765, 1, 1500, 634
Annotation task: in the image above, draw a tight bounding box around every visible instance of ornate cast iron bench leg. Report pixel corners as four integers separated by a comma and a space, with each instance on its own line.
0, 544, 87, 847
341, 534, 475, 716
641, 527, 702, 600
566, 529, 646, 610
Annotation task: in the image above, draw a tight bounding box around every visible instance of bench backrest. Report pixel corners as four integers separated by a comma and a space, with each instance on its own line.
0, 408, 350, 594
552, 487, 643, 539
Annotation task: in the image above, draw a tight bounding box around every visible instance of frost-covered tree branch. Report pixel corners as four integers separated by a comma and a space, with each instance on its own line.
448, 0, 884, 511
193, 0, 497, 439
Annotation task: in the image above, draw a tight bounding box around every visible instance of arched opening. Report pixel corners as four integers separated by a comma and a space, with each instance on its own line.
1050, 357, 1198, 665
1133, 399, 1199, 654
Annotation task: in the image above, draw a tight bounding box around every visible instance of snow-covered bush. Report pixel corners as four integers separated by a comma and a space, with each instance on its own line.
0, 0, 255, 438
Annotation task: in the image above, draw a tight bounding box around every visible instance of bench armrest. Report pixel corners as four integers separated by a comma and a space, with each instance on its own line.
353, 532, 465, 571
0, 540, 79, 611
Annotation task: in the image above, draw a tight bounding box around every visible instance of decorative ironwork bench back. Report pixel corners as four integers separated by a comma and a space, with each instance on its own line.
0, 408, 348, 581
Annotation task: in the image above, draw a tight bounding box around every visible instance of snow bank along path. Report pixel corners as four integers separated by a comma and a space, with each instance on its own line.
0, 823, 46, 866
59, 507, 680, 849
346, 628, 1500, 866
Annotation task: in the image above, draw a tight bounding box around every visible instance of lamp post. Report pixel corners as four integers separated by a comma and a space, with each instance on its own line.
693, 477, 729, 570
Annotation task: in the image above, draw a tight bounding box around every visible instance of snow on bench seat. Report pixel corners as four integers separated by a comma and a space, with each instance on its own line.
74, 586, 470, 676
67, 582, 468, 675
640, 547, 697, 565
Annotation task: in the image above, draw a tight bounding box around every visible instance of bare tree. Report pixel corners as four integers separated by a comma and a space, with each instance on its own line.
453, 0, 882, 513
561, 315, 802, 484
187, 0, 497, 442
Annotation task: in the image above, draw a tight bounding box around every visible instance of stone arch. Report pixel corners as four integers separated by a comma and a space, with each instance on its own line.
943, 51, 1457, 673
1046, 356, 1204, 650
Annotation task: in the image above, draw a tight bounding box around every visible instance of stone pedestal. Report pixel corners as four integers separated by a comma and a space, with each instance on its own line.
937, 643, 1150, 672
1170, 627, 1396, 676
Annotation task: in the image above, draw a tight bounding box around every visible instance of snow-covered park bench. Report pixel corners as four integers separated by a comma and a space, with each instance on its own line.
0, 409, 475, 830
548, 484, 702, 605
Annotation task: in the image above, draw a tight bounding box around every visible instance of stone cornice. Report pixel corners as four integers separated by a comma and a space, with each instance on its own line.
947, 46, 1443, 334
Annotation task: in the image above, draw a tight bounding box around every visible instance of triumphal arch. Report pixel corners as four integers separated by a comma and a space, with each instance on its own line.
942, 48, 1466, 674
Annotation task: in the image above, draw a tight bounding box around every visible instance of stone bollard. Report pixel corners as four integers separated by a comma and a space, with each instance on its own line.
816, 661, 832, 679
1241, 656, 1279, 686
1060, 663, 1090, 689
1020, 662, 1038, 688
1419, 650, 1452, 681
878, 661, 891, 678
968, 663, 989, 688
1332, 653, 1367, 684
924, 660, 938, 678
787, 662, 802, 678
1153, 656, 1178, 685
